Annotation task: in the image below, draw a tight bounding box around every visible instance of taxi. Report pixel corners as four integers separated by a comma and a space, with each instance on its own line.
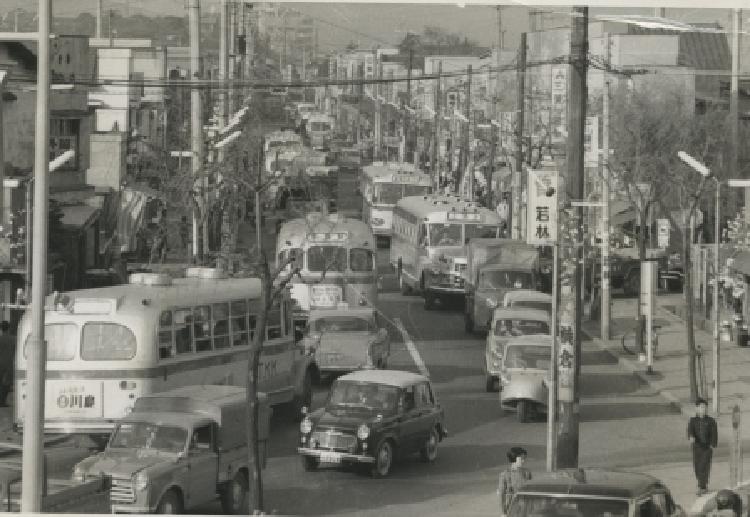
303, 305, 390, 375
485, 307, 550, 392
297, 369, 447, 478
499, 335, 551, 422
502, 289, 553, 315
508, 468, 685, 517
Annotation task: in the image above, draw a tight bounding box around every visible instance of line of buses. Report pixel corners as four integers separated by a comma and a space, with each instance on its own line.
12, 149, 505, 442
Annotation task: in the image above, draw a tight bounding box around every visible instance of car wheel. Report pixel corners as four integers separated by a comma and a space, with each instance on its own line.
517, 400, 530, 423
420, 427, 439, 462
464, 313, 474, 334
290, 369, 313, 422
220, 472, 249, 514
302, 455, 320, 472
156, 489, 183, 514
371, 440, 394, 478
485, 375, 498, 393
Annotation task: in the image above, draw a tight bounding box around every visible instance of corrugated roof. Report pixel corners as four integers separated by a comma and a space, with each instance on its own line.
627, 23, 730, 70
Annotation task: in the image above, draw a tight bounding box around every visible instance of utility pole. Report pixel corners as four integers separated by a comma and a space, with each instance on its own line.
96, 0, 103, 38
108, 9, 114, 47
406, 42, 414, 163
465, 64, 473, 201
21, 0, 51, 510
557, 5, 587, 469
375, 62, 382, 160
601, 34, 611, 341
220, 0, 229, 130
432, 61, 442, 192
228, 0, 236, 118
13, 10, 19, 32
513, 33, 527, 239
730, 10, 744, 224
189, 0, 204, 261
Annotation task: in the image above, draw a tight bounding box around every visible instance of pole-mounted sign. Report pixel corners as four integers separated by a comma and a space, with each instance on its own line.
527, 169, 559, 246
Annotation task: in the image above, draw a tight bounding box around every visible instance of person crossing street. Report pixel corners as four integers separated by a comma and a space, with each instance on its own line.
687, 398, 718, 495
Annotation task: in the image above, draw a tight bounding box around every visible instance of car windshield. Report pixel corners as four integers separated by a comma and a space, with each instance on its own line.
109, 422, 188, 454
494, 319, 549, 337
480, 271, 533, 289
309, 316, 372, 333
328, 380, 400, 411
509, 494, 629, 517
375, 184, 402, 204
504, 345, 551, 370
429, 223, 462, 247
514, 301, 552, 314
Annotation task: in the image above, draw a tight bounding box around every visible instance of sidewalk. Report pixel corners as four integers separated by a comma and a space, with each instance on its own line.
583, 293, 750, 509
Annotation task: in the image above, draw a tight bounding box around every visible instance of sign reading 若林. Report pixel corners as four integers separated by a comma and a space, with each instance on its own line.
526, 169, 559, 246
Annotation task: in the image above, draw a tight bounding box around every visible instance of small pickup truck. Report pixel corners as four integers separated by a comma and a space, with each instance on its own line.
72, 385, 272, 514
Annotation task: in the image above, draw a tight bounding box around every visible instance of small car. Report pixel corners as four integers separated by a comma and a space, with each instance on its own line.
502, 289, 553, 315
485, 307, 550, 392
303, 306, 391, 375
508, 468, 685, 517
297, 369, 448, 478
499, 335, 551, 422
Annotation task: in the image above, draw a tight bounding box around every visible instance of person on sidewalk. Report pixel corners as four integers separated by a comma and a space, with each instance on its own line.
498, 446, 532, 516
688, 398, 718, 495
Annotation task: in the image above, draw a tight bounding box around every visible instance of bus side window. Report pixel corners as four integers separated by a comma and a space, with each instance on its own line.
174, 309, 193, 355
193, 306, 212, 352
267, 303, 282, 340
417, 224, 428, 246
230, 300, 249, 347
212, 303, 230, 349
249, 314, 257, 341
158, 310, 175, 359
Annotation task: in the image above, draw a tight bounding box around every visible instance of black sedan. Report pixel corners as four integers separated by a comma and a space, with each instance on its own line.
297, 369, 448, 477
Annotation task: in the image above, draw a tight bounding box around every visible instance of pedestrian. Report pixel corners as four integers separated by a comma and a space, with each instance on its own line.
688, 397, 718, 495
497, 446, 532, 516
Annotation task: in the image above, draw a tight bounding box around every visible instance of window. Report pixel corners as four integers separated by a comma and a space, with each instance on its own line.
417, 224, 427, 246
81, 323, 137, 360
375, 184, 402, 204
429, 223, 462, 247
158, 310, 174, 359
24, 323, 77, 361
49, 119, 80, 170
415, 382, 434, 407
480, 271, 533, 290
307, 246, 346, 272
350, 248, 374, 272
230, 300, 249, 347
174, 309, 194, 354
267, 305, 282, 340
402, 386, 417, 411
193, 306, 212, 352
404, 185, 430, 197
310, 316, 372, 332
212, 303, 230, 349
465, 224, 500, 242
190, 425, 212, 451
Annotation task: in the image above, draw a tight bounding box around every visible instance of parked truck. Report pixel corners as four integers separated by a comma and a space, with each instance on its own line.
463, 238, 542, 334
72, 385, 272, 514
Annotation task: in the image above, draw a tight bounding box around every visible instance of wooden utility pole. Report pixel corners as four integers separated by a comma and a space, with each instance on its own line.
189, 0, 204, 260
557, 5, 587, 469
601, 34, 611, 340
96, 0, 103, 38
21, 0, 51, 509
406, 43, 414, 163
513, 33, 527, 239
465, 64, 473, 200
220, 0, 229, 129
228, 0, 236, 118
432, 61, 442, 192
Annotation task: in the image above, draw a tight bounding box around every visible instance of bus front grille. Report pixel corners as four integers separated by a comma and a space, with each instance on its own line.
110, 477, 135, 503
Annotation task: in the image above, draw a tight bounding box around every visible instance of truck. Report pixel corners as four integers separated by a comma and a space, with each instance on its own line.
463, 238, 542, 334
72, 385, 272, 514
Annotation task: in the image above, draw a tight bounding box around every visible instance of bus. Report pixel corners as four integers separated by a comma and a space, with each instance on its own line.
276, 212, 378, 326
14, 268, 317, 441
391, 194, 503, 310
303, 112, 334, 150
361, 162, 432, 247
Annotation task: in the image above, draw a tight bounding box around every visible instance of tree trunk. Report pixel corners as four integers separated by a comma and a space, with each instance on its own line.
246, 253, 270, 513
682, 224, 700, 402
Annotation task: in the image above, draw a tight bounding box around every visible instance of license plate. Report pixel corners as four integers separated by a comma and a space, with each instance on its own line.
319, 451, 341, 464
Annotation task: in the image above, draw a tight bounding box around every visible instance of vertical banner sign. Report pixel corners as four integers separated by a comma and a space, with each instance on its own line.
557, 207, 578, 404
527, 169, 559, 246
657, 218, 670, 249
584, 116, 599, 167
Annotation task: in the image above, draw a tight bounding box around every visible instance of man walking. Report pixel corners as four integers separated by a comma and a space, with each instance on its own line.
688, 398, 718, 495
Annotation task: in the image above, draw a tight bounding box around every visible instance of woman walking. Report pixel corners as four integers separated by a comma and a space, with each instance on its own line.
498, 446, 532, 516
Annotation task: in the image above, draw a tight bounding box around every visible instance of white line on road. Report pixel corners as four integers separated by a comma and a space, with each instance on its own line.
393, 317, 430, 378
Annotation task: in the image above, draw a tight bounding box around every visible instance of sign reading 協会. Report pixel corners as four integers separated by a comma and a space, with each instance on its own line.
526, 169, 559, 246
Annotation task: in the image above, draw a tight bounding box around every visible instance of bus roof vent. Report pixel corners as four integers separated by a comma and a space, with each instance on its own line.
130, 273, 173, 286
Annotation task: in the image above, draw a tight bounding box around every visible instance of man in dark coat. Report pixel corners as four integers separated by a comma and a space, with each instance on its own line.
688, 398, 718, 495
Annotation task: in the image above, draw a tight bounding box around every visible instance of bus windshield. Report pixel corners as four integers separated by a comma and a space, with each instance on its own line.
465, 224, 500, 241
109, 422, 188, 454
429, 224, 462, 247
375, 184, 402, 204
479, 271, 533, 290
404, 184, 430, 197
307, 246, 347, 272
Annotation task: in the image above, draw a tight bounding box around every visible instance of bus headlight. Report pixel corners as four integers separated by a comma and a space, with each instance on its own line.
134, 471, 149, 492
357, 424, 370, 440
300, 417, 313, 435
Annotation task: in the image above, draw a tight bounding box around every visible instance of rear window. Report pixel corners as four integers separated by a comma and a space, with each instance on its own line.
509, 494, 629, 517
81, 323, 137, 360
494, 319, 549, 336
24, 323, 77, 361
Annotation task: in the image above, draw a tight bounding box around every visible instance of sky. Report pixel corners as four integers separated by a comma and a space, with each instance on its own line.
0, 1, 742, 52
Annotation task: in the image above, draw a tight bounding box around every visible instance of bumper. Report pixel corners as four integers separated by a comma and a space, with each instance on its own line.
318, 364, 375, 373
426, 286, 465, 296
297, 447, 375, 464
112, 505, 154, 514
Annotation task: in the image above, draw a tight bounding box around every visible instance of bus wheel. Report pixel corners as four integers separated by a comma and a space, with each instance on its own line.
156, 489, 183, 514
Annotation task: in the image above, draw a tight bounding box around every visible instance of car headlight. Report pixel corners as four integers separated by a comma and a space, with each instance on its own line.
134, 471, 148, 492
357, 424, 370, 440
300, 417, 313, 434
72, 465, 86, 483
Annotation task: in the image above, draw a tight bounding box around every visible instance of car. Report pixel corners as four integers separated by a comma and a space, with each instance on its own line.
499, 334, 552, 422
485, 307, 550, 392
303, 306, 391, 375
502, 290, 553, 315
508, 468, 685, 517
297, 369, 448, 478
